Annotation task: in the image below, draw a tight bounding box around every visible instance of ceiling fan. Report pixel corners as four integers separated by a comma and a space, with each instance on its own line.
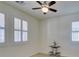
32, 1, 57, 14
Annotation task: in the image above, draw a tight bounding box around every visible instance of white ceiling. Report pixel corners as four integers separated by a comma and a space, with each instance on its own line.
3, 1, 79, 20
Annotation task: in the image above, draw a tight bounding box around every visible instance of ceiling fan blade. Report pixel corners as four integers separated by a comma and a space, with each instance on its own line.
36, 1, 42, 5
49, 1, 56, 6
49, 8, 57, 12
32, 7, 41, 10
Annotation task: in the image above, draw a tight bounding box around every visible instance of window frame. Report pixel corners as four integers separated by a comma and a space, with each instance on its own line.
72, 21, 79, 41
0, 13, 5, 43
14, 17, 28, 42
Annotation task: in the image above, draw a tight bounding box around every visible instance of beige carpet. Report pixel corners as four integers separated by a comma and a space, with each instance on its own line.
31, 53, 64, 57
31, 53, 49, 57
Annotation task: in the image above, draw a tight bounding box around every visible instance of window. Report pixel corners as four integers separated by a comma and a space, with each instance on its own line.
72, 22, 79, 41
14, 17, 28, 42
0, 13, 5, 43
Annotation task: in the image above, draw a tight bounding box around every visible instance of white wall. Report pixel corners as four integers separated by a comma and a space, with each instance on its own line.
40, 13, 79, 57
0, 2, 40, 57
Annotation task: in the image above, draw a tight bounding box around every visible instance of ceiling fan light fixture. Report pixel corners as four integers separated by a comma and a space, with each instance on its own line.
41, 7, 48, 13
32, 1, 57, 14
